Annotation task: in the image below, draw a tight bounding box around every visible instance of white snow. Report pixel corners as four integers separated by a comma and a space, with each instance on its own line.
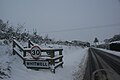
98, 48, 120, 57
0, 45, 13, 79
0, 43, 88, 80
110, 41, 120, 44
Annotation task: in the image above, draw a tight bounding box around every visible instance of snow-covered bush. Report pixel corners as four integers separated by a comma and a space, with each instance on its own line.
0, 45, 12, 79
0, 60, 11, 79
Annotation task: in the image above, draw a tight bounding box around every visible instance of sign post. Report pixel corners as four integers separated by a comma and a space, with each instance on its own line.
13, 39, 63, 73
25, 46, 50, 68
25, 60, 49, 68
30, 46, 41, 59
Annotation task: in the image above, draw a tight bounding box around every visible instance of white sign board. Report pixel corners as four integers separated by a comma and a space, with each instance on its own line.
25, 60, 49, 68
30, 46, 41, 59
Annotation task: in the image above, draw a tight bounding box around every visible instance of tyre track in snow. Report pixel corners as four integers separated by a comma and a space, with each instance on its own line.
83, 47, 120, 80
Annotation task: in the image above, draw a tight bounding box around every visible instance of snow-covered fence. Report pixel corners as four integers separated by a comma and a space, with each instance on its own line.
13, 39, 63, 73
28, 39, 63, 73
13, 39, 25, 61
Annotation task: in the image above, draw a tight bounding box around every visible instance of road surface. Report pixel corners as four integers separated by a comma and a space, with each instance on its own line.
83, 47, 120, 80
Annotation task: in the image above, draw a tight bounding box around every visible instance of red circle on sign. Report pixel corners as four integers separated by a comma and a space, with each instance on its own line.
30, 46, 41, 59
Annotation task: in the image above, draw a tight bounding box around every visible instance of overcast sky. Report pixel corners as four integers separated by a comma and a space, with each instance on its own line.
0, 0, 120, 43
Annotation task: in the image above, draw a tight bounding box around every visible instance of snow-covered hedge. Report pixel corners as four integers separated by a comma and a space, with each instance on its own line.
0, 45, 12, 79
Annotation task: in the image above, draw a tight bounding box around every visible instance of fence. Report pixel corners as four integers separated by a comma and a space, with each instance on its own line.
13, 38, 63, 73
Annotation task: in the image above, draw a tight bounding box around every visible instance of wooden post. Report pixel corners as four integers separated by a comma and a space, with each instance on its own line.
23, 51, 26, 57
23, 59, 25, 64
50, 51, 55, 73
28, 39, 31, 48
50, 51, 55, 65
13, 48, 15, 55
59, 49, 63, 68
13, 39, 16, 55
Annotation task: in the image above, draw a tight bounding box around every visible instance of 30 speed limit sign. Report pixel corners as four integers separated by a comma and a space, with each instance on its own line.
30, 46, 41, 59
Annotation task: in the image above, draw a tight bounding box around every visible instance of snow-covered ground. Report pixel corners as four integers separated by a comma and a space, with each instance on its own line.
98, 48, 120, 57
0, 42, 88, 80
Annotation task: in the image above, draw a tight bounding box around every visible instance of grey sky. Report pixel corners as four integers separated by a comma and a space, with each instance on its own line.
0, 0, 120, 43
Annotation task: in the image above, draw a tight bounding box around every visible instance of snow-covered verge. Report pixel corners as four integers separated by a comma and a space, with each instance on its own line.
73, 48, 88, 80
0, 43, 88, 80
97, 48, 120, 57
0, 44, 12, 79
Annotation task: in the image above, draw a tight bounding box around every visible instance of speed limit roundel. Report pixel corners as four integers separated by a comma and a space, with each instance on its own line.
30, 46, 41, 59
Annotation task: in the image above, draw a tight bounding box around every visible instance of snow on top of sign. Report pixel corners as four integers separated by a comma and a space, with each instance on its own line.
24, 56, 51, 60
52, 55, 63, 60
24, 48, 31, 51
30, 41, 40, 47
